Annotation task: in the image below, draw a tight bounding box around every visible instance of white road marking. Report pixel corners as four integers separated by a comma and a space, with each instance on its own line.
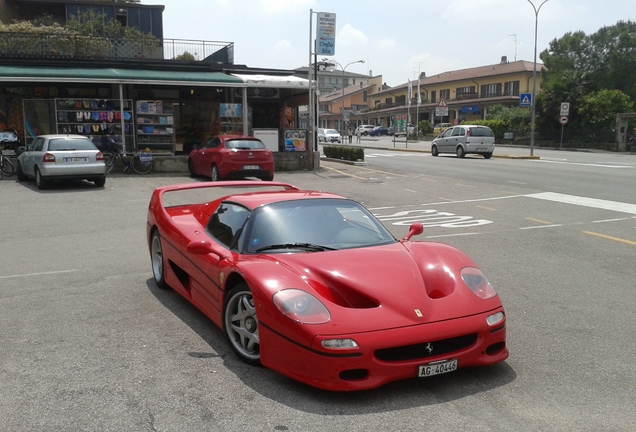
527, 192, 636, 215
519, 224, 563, 230
532, 160, 632, 169
0, 269, 78, 279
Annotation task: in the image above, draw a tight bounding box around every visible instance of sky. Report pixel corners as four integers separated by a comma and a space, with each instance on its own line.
154, 0, 636, 87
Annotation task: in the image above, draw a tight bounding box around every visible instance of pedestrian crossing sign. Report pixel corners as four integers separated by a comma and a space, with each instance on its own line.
520, 93, 532, 107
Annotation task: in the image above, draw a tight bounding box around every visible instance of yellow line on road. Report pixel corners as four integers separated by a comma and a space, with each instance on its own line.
355, 166, 408, 177
321, 165, 367, 180
584, 231, 636, 246
525, 217, 553, 225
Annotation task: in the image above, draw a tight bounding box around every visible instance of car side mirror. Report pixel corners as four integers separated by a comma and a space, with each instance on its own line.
186, 240, 220, 256
402, 222, 423, 241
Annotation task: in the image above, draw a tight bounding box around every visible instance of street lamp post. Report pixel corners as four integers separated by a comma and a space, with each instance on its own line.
527, 0, 549, 157
329, 59, 365, 133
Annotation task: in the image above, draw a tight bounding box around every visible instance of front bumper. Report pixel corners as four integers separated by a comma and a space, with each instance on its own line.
260, 308, 508, 391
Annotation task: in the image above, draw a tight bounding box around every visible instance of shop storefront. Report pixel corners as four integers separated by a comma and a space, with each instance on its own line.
0, 66, 309, 158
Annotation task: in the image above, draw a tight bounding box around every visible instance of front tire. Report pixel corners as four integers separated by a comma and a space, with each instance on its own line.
105, 154, 116, 174
223, 283, 260, 366
456, 146, 466, 158
150, 230, 168, 289
431, 145, 439, 157
211, 164, 221, 181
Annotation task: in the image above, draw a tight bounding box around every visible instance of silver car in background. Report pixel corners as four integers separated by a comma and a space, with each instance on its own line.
317, 128, 342, 143
16, 134, 106, 189
431, 125, 495, 159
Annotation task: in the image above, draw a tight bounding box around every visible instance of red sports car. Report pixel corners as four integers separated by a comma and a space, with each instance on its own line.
187, 135, 274, 181
146, 181, 508, 391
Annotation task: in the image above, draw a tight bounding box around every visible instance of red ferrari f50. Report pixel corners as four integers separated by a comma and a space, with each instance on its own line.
146, 181, 508, 391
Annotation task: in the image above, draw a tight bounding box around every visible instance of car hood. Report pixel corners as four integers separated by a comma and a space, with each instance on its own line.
250, 242, 501, 334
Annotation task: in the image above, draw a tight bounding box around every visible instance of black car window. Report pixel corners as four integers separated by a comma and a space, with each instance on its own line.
452, 127, 464, 137
31, 138, 44, 152
207, 203, 250, 249
441, 128, 454, 138
469, 127, 493, 137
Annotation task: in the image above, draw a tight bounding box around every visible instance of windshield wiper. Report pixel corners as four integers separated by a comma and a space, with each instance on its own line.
255, 242, 336, 252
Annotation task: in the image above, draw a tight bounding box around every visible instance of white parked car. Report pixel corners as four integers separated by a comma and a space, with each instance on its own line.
355, 125, 375, 136
431, 125, 495, 159
16, 134, 106, 188
317, 128, 342, 143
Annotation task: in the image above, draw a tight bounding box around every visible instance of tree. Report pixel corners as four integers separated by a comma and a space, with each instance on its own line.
536, 20, 636, 143
578, 89, 634, 141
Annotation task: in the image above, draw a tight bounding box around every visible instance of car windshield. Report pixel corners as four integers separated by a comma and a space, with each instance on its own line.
48, 138, 97, 151
225, 139, 266, 150
243, 198, 396, 253
326, 129, 339, 134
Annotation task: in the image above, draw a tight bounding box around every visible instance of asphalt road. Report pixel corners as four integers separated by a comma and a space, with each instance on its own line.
1, 151, 635, 432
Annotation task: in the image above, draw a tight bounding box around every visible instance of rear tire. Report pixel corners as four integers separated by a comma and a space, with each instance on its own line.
131, 155, 152, 174
150, 230, 168, 289
188, 159, 197, 177
483, 152, 492, 159
431, 145, 439, 157
0, 157, 14, 176
105, 154, 116, 174
35, 167, 48, 189
94, 176, 106, 187
456, 146, 466, 158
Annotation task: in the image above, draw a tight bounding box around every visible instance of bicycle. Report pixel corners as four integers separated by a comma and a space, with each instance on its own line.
0, 150, 15, 177
105, 143, 153, 175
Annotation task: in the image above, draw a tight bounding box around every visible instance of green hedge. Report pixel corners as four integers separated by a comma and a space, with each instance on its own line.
323, 145, 364, 161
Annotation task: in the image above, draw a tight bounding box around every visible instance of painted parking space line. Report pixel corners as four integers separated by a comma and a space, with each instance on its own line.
526, 192, 636, 215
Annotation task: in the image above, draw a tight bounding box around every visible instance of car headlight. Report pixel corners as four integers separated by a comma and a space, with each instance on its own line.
460, 267, 497, 299
273, 289, 331, 324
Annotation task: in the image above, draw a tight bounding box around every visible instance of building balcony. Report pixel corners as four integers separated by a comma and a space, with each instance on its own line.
0, 32, 234, 64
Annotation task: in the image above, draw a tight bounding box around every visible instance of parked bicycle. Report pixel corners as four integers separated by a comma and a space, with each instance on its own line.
0, 150, 15, 177
104, 141, 152, 175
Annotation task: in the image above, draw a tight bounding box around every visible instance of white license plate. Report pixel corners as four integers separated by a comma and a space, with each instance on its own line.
243, 165, 259, 170
476, 148, 487, 152
1, 149, 15, 156
64, 157, 88, 162
418, 359, 458, 377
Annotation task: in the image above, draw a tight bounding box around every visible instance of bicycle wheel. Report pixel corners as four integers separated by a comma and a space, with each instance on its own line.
0, 156, 15, 176
131, 155, 152, 174
105, 154, 117, 174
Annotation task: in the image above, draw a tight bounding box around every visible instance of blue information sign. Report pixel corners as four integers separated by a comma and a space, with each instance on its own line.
520, 93, 532, 107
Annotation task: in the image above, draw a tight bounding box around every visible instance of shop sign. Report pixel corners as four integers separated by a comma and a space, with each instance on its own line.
317, 13, 336, 56
284, 129, 307, 152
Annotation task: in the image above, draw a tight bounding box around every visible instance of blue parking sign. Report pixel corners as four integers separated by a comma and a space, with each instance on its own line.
520, 93, 532, 107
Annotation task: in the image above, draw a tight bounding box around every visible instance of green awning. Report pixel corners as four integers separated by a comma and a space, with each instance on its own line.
0, 66, 244, 87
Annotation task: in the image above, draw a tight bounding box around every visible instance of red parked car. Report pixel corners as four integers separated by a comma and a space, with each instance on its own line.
147, 181, 509, 391
188, 135, 274, 181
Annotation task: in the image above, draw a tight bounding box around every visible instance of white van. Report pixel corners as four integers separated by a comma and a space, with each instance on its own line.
431, 125, 495, 159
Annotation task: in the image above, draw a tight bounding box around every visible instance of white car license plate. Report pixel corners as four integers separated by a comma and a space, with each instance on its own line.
64, 157, 88, 162
418, 359, 458, 377
476, 148, 487, 152
1, 149, 15, 156
243, 165, 259, 170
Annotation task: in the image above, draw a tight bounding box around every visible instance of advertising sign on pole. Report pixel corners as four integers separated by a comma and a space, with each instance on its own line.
317, 13, 336, 56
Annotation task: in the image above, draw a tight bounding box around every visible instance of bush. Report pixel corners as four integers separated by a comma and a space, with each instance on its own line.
323, 145, 364, 161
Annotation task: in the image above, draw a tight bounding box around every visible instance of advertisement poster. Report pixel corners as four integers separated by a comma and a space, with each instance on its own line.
220, 103, 242, 118
284, 129, 306, 152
